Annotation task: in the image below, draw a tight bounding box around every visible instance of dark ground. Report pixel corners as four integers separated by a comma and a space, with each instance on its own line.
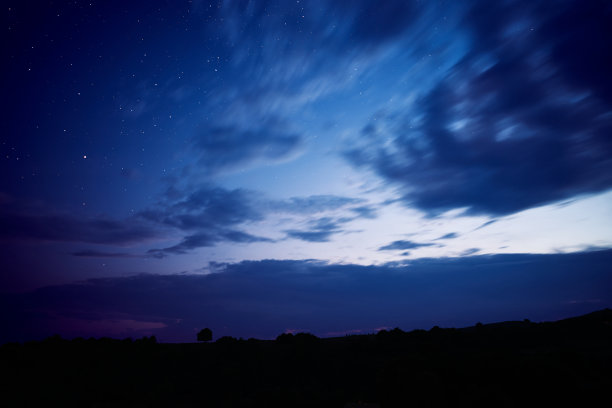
2, 309, 611, 407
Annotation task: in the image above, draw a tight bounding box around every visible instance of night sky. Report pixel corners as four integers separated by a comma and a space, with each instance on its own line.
2, 0, 612, 342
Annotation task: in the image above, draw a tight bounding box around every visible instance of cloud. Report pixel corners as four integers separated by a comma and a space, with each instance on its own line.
345, 0, 612, 216
72, 250, 140, 258
285, 216, 353, 243
148, 185, 264, 230
177, 1, 441, 180
350, 206, 378, 219
183, 2, 402, 176
0, 211, 159, 246
379, 240, 436, 251
149, 230, 274, 257
281, 202, 380, 243
141, 185, 369, 253
193, 119, 303, 173
140, 185, 271, 255
2, 249, 611, 343
436, 233, 459, 240
475, 220, 497, 230
269, 195, 364, 215
285, 230, 335, 243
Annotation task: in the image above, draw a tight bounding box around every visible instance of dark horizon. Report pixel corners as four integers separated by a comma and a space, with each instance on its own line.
3, 306, 612, 407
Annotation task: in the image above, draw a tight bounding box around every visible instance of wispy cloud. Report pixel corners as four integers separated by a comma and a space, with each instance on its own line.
379, 240, 436, 251
345, 0, 612, 217
0, 211, 159, 246
193, 119, 303, 174
436, 233, 459, 240
141, 185, 372, 254
71, 250, 140, 258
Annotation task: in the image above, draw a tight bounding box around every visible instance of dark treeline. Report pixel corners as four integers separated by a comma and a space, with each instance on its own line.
2, 309, 612, 407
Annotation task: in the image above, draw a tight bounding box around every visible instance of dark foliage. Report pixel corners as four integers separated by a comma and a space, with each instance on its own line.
197, 328, 212, 342
2, 310, 611, 407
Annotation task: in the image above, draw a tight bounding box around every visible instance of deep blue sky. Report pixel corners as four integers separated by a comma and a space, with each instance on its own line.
1, 0, 612, 342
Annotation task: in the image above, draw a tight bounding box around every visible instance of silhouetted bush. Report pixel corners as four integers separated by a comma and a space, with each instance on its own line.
276, 332, 294, 343
215, 335, 238, 344
294, 332, 318, 342
134, 335, 156, 345
275, 332, 318, 345
197, 328, 213, 342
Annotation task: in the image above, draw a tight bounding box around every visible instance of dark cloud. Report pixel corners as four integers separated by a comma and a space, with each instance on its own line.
270, 195, 363, 214
285, 230, 335, 243
346, 0, 612, 216
193, 119, 303, 173
140, 186, 272, 255
149, 230, 273, 257
350, 205, 378, 219
2, 250, 611, 343
142, 186, 368, 252
143, 186, 263, 231
436, 233, 459, 240
72, 250, 139, 258
475, 220, 497, 230
0, 211, 159, 246
379, 240, 436, 251
525, 1, 612, 106
283, 204, 379, 243
220, 230, 274, 244
285, 217, 349, 243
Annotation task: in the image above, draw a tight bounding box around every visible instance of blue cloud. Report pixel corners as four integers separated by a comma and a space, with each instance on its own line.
350, 206, 378, 219
2, 249, 611, 343
72, 250, 139, 258
141, 185, 369, 253
0, 211, 159, 246
461, 248, 480, 256
142, 186, 272, 255
285, 215, 365, 243
149, 230, 274, 257
379, 240, 436, 251
270, 195, 364, 214
475, 220, 497, 230
345, 0, 612, 216
285, 230, 335, 243
193, 119, 303, 173
436, 233, 459, 240
285, 217, 344, 243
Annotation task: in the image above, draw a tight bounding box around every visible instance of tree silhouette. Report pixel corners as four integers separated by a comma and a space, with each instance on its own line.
197, 328, 212, 342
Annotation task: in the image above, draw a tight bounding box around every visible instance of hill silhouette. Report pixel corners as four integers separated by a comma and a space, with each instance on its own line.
2, 309, 611, 407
